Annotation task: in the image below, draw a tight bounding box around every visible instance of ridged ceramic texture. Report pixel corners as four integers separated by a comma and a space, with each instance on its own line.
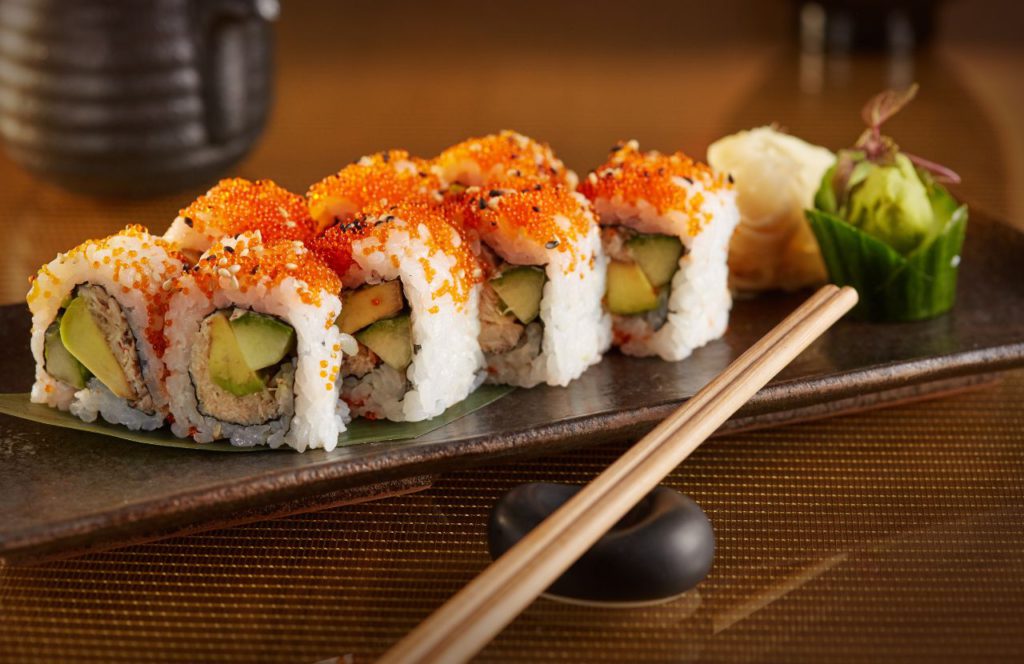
0, 0, 275, 196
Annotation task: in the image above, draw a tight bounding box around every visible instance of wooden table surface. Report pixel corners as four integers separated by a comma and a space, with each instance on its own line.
1, 2, 1023, 662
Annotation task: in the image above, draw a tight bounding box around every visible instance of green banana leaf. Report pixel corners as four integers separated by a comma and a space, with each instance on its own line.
0, 385, 513, 453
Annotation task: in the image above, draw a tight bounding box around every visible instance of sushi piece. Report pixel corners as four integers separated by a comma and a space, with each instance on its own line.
164, 232, 345, 451
306, 150, 442, 229
707, 126, 834, 292
453, 184, 610, 387
434, 130, 578, 190
309, 201, 483, 422
579, 140, 739, 361
164, 178, 318, 261
27, 225, 184, 430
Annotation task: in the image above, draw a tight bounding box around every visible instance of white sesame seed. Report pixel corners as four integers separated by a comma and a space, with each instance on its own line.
239, 249, 249, 257
218, 268, 231, 279
285, 263, 298, 270
230, 276, 239, 290
588, 172, 598, 184
229, 264, 241, 274
626, 139, 639, 150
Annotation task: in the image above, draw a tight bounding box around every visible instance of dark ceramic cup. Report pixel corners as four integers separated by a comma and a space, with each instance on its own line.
0, 0, 277, 197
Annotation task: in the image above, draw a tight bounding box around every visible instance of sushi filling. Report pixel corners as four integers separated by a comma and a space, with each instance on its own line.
189, 309, 296, 427
601, 226, 684, 331
49, 284, 156, 413
477, 246, 546, 364
337, 280, 414, 413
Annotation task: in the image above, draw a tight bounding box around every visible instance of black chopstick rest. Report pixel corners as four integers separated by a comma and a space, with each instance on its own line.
488, 483, 715, 604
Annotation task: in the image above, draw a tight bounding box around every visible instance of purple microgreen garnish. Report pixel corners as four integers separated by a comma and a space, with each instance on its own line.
905, 153, 962, 184
832, 83, 960, 204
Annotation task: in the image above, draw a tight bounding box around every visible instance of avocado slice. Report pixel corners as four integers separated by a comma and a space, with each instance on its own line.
626, 234, 684, 288
336, 281, 405, 335
59, 296, 133, 399
356, 314, 413, 371
44, 320, 91, 389
490, 266, 546, 324
606, 260, 661, 315
229, 311, 296, 371
208, 313, 267, 396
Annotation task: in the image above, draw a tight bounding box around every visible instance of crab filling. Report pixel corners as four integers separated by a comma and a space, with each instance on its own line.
46, 284, 155, 412
190, 308, 297, 426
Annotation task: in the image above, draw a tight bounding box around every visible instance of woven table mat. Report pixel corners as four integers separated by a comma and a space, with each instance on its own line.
2, 371, 1023, 663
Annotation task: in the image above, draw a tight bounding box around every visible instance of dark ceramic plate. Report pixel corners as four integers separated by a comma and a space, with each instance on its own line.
2, 212, 1023, 564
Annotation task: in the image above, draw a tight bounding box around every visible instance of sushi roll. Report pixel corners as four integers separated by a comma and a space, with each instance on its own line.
579, 140, 739, 361
306, 150, 442, 229
164, 232, 345, 451
164, 178, 318, 261
454, 184, 610, 387
27, 225, 184, 430
309, 201, 483, 422
434, 130, 578, 189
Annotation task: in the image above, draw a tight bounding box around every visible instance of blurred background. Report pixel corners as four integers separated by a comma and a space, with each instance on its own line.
0, 0, 1022, 302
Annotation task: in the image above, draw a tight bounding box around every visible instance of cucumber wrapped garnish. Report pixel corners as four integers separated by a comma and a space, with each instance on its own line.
807, 84, 967, 322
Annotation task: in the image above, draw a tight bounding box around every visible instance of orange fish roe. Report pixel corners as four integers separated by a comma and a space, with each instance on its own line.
191, 233, 341, 307
578, 140, 733, 236
461, 183, 594, 262
435, 130, 577, 189
27, 225, 184, 358
178, 178, 317, 245
309, 201, 477, 305
306, 150, 442, 229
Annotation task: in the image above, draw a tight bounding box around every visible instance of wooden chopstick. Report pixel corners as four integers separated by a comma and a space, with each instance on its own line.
379, 285, 858, 664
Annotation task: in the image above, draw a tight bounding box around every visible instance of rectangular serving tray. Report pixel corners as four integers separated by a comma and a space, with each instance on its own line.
1, 211, 1023, 564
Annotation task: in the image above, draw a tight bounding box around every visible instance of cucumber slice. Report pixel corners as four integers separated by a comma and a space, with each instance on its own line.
229, 312, 296, 371
490, 266, 546, 324
337, 281, 405, 334
44, 320, 91, 389
356, 314, 413, 371
606, 260, 661, 315
626, 234, 683, 288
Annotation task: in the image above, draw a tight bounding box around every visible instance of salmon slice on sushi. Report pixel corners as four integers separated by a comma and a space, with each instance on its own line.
164, 232, 346, 451
164, 178, 318, 261
579, 140, 740, 361
310, 201, 483, 422
27, 226, 184, 430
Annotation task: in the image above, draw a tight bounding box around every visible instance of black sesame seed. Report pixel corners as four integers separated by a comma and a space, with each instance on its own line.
223, 246, 234, 253
728, 174, 735, 184
382, 152, 390, 163
488, 189, 502, 198
478, 198, 487, 210
610, 145, 622, 152
250, 266, 259, 275
683, 176, 694, 185
545, 240, 559, 249
533, 184, 542, 191
532, 206, 541, 213
183, 217, 194, 228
